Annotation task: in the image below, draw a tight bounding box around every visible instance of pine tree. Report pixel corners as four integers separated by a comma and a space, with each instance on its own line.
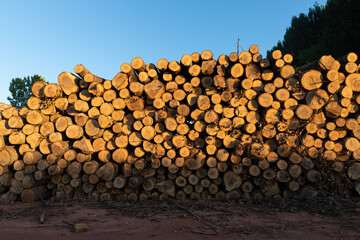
7, 75, 46, 108
268, 0, 360, 66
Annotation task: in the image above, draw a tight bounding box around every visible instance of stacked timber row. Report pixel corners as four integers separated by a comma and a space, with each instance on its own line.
0, 46, 360, 203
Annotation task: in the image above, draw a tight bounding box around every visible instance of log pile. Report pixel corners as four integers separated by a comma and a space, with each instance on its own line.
1, 46, 360, 203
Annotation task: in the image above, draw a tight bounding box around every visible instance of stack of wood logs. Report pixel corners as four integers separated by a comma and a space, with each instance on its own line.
0, 46, 360, 203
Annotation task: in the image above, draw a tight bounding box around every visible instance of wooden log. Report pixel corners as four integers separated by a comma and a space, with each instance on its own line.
0, 149, 11, 167
83, 161, 99, 175
84, 119, 101, 138
97, 150, 110, 162
39, 122, 54, 137
197, 95, 210, 111
65, 125, 83, 139
88, 82, 105, 97
21, 186, 47, 202
22, 124, 37, 135
156, 180, 175, 197
347, 163, 360, 180
74, 64, 91, 78
301, 70, 323, 90
54, 116, 71, 132
53, 97, 69, 112
97, 114, 112, 129
44, 83, 62, 98
72, 137, 94, 155
113, 175, 126, 189
76, 153, 91, 163
258, 93, 273, 108
31, 81, 47, 98
9, 132, 26, 145
144, 80, 165, 99
26, 110, 46, 125
325, 101, 342, 118
112, 148, 128, 164
201, 50, 213, 61
96, 162, 117, 181
283, 54, 293, 64
270, 49, 282, 60
188, 64, 201, 77
58, 72, 79, 95
295, 105, 313, 120
200, 60, 216, 75
249, 44, 259, 54
27, 97, 41, 110
223, 171, 242, 191
2, 107, 18, 119
230, 63, 244, 78
344, 62, 358, 73
245, 63, 261, 80
168, 61, 181, 74
23, 151, 42, 165
217, 54, 229, 66
239, 51, 252, 65
139, 71, 151, 83
345, 137, 360, 152
345, 73, 360, 92
262, 69, 274, 81
280, 65, 295, 79
157, 58, 169, 72
131, 57, 146, 72
120, 63, 134, 75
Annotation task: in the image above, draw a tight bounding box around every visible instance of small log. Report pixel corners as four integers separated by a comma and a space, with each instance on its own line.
295, 105, 313, 120
44, 83, 62, 98
347, 163, 360, 180
156, 180, 175, 197
96, 162, 116, 181
279, 65, 295, 79
23, 151, 42, 165
169, 61, 181, 74
258, 93, 273, 108
201, 50, 213, 60
230, 63, 244, 78
83, 161, 99, 175
113, 175, 126, 189
85, 119, 101, 137
157, 58, 169, 72
26, 110, 46, 125
131, 57, 146, 72
31, 81, 47, 98
112, 148, 128, 164
73, 137, 95, 154
239, 51, 252, 65
65, 125, 84, 139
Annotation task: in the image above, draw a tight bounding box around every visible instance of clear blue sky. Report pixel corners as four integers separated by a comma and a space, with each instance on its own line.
0, 0, 327, 105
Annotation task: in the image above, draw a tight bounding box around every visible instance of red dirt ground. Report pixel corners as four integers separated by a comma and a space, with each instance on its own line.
0, 199, 359, 240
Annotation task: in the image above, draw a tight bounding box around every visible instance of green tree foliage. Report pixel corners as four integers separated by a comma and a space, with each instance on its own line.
268, 0, 360, 66
7, 75, 46, 108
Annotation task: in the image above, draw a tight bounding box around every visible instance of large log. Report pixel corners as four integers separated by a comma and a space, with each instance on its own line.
58, 72, 79, 95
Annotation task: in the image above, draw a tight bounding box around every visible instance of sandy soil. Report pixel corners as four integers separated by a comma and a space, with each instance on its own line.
0, 199, 359, 240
